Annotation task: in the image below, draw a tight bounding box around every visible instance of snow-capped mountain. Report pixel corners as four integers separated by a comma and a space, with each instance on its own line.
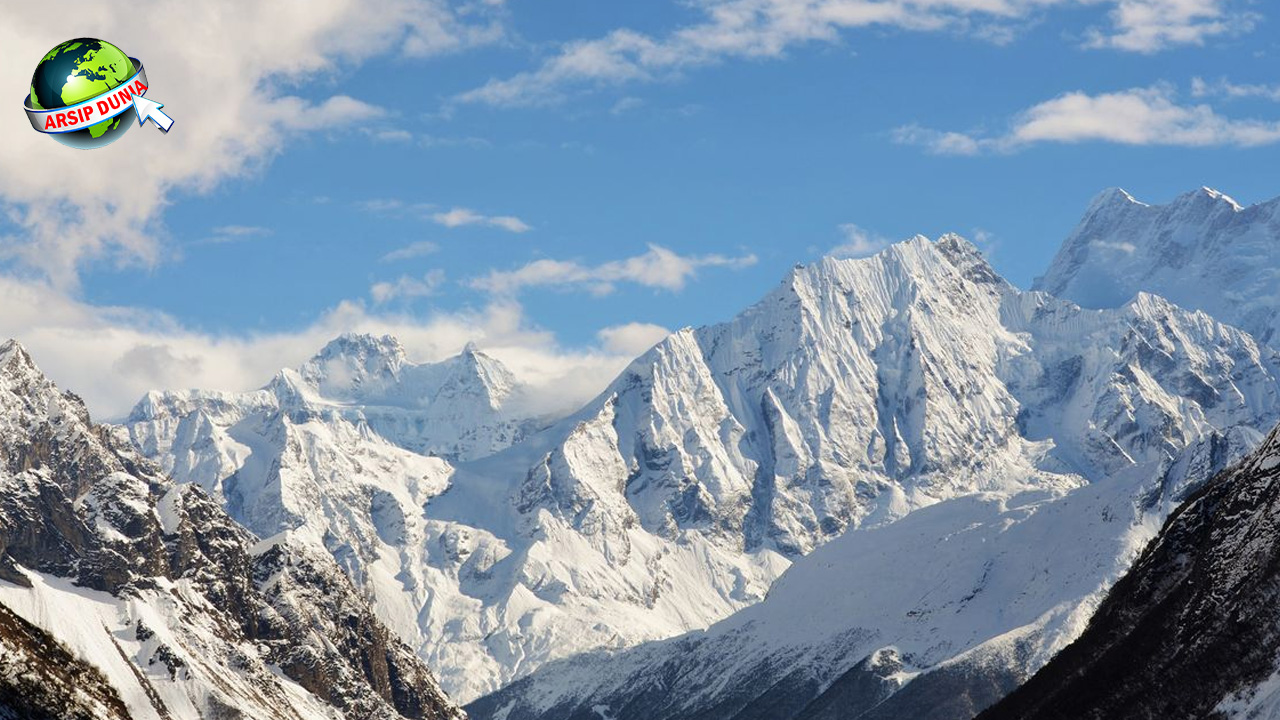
0, 339, 462, 720
132, 333, 531, 475
504, 234, 1280, 562
1036, 187, 1280, 348
978, 421, 1280, 720
460, 231, 1280, 716
128, 229, 1280, 704
125, 334, 788, 701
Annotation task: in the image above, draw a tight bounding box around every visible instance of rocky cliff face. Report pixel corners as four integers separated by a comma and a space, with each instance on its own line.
0, 601, 129, 720
0, 339, 463, 720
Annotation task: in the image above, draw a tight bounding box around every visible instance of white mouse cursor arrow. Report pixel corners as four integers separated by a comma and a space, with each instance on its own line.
133, 95, 174, 133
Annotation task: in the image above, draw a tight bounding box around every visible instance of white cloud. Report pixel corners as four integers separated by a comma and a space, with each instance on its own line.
891, 125, 983, 155
269, 95, 388, 131
1192, 76, 1280, 102
830, 223, 891, 258
596, 322, 672, 355
381, 240, 441, 261
431, 207, 532, 233
455, 0, 1255, 107
0, 1, 504, 287
370, 269, 447, 303
1085, 0, 1254, 53
895, 85, 1280, 154
0, 276, 640, 421
469, 244, 757, 296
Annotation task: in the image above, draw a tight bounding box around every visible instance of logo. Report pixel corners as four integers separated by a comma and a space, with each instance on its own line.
24, 38, 172, 150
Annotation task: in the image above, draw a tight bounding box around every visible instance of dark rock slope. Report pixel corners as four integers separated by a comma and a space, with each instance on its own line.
978, 421, 1280, 720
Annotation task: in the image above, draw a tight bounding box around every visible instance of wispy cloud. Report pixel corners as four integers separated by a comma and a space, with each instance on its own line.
610, 96, 645, 115
367, 128, 415, 142
895, 84, 1280, 154
371, 270, 447, 303
432, 207, 532, 233
199, 225, 273, 245
830, 224, 891, 258
359, 201, 532, 233
469, 244, 757, 296
381, 241, 441, 262
1192, 76, 1280, 102
455, 0, 1254, 108
1084, 0, 1256, 53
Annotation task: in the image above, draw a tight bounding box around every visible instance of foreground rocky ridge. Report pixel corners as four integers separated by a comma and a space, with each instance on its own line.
977, 421, 1280, 719
0, 340, 462, 720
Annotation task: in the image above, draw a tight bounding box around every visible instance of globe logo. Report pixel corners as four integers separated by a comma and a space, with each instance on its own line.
24, 38, 173, 149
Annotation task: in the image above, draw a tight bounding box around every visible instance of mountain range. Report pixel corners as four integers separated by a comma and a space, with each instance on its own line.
1, 186, 1277, 719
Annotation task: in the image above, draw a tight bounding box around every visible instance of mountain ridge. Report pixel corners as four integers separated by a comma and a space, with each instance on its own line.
0, 338, 463, 720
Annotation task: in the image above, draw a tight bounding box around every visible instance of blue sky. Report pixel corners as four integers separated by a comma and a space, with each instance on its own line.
1, 0, 1279, 416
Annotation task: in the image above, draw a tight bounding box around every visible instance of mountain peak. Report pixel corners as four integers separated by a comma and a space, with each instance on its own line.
297, 333, 409, 398
312, 332, 407, 366
0, 338, 60, 403
935, 233, 1005, 286
1036, 186, 1280, 345
1174, 185, 1242, 211
1085, 187, 1143, 215
0, 339, 33, 372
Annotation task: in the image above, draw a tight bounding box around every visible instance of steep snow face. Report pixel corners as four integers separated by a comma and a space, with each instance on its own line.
519, 235, 1280, 558
0, 340, 463, 720
1036, 187, 1280, 348
127, 238, 1280, 703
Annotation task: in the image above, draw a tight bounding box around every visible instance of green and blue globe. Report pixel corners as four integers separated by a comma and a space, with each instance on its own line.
28, 38, 134, 150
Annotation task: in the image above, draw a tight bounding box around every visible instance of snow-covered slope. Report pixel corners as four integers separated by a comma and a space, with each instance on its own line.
0, 339, 462, 720
130, 233, 1280, 705
467, 467, 1171, 720
978, 422, 1280, 720
462, 234, 1280, 717
1036, 187, 1280, 348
